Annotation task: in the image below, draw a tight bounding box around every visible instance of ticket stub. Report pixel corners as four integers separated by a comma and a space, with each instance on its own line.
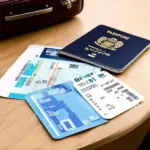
73, 71, 144, 119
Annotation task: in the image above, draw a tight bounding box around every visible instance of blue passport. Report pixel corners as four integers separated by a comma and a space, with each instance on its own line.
25, 81, 107, 139
59, 25, 150, 73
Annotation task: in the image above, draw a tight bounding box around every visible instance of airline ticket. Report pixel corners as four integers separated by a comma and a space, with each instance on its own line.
73, 71, 144, 119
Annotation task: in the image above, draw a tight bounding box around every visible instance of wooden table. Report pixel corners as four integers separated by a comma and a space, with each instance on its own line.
0, 0, 150, 149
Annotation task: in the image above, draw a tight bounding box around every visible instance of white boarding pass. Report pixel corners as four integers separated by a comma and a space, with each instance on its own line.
73, 71, 144, 119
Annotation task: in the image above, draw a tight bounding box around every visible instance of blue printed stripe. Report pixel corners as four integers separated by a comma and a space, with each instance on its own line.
15, 77, 27, 88
9, 93, 25, 100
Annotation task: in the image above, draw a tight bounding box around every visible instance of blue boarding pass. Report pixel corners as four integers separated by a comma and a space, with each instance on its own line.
25, 81, 107, 139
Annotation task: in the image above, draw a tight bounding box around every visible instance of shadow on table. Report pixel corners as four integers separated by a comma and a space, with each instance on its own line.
81, 117, 150, 150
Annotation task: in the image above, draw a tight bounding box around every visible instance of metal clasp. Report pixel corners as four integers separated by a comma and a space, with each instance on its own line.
61, 0, 77, 9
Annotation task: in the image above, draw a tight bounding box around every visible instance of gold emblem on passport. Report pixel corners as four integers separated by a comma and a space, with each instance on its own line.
95, 37, 124, 51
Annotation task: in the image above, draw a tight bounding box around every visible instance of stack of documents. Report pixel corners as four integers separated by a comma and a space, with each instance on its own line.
0, 44, 144, 139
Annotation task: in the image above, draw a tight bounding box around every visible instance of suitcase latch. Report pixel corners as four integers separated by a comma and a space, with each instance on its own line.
61, 0, 77, 9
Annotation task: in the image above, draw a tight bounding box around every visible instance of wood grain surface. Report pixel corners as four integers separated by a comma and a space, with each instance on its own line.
0, 0, 150, 149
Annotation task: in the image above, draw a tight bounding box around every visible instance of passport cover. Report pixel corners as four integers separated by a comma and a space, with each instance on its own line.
25, 81, 107, 139
59, 25, 150, 73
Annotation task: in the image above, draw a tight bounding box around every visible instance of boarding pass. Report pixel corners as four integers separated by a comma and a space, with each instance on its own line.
73, 71, 144, 119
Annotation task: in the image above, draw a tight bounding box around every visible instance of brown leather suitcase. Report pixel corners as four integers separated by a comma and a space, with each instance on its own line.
0, 0, 84, 38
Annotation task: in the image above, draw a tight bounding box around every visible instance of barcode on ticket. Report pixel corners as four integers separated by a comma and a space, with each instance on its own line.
69, 64, 79, 69
103, 82, 120, 91
122, 89, 139, 100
